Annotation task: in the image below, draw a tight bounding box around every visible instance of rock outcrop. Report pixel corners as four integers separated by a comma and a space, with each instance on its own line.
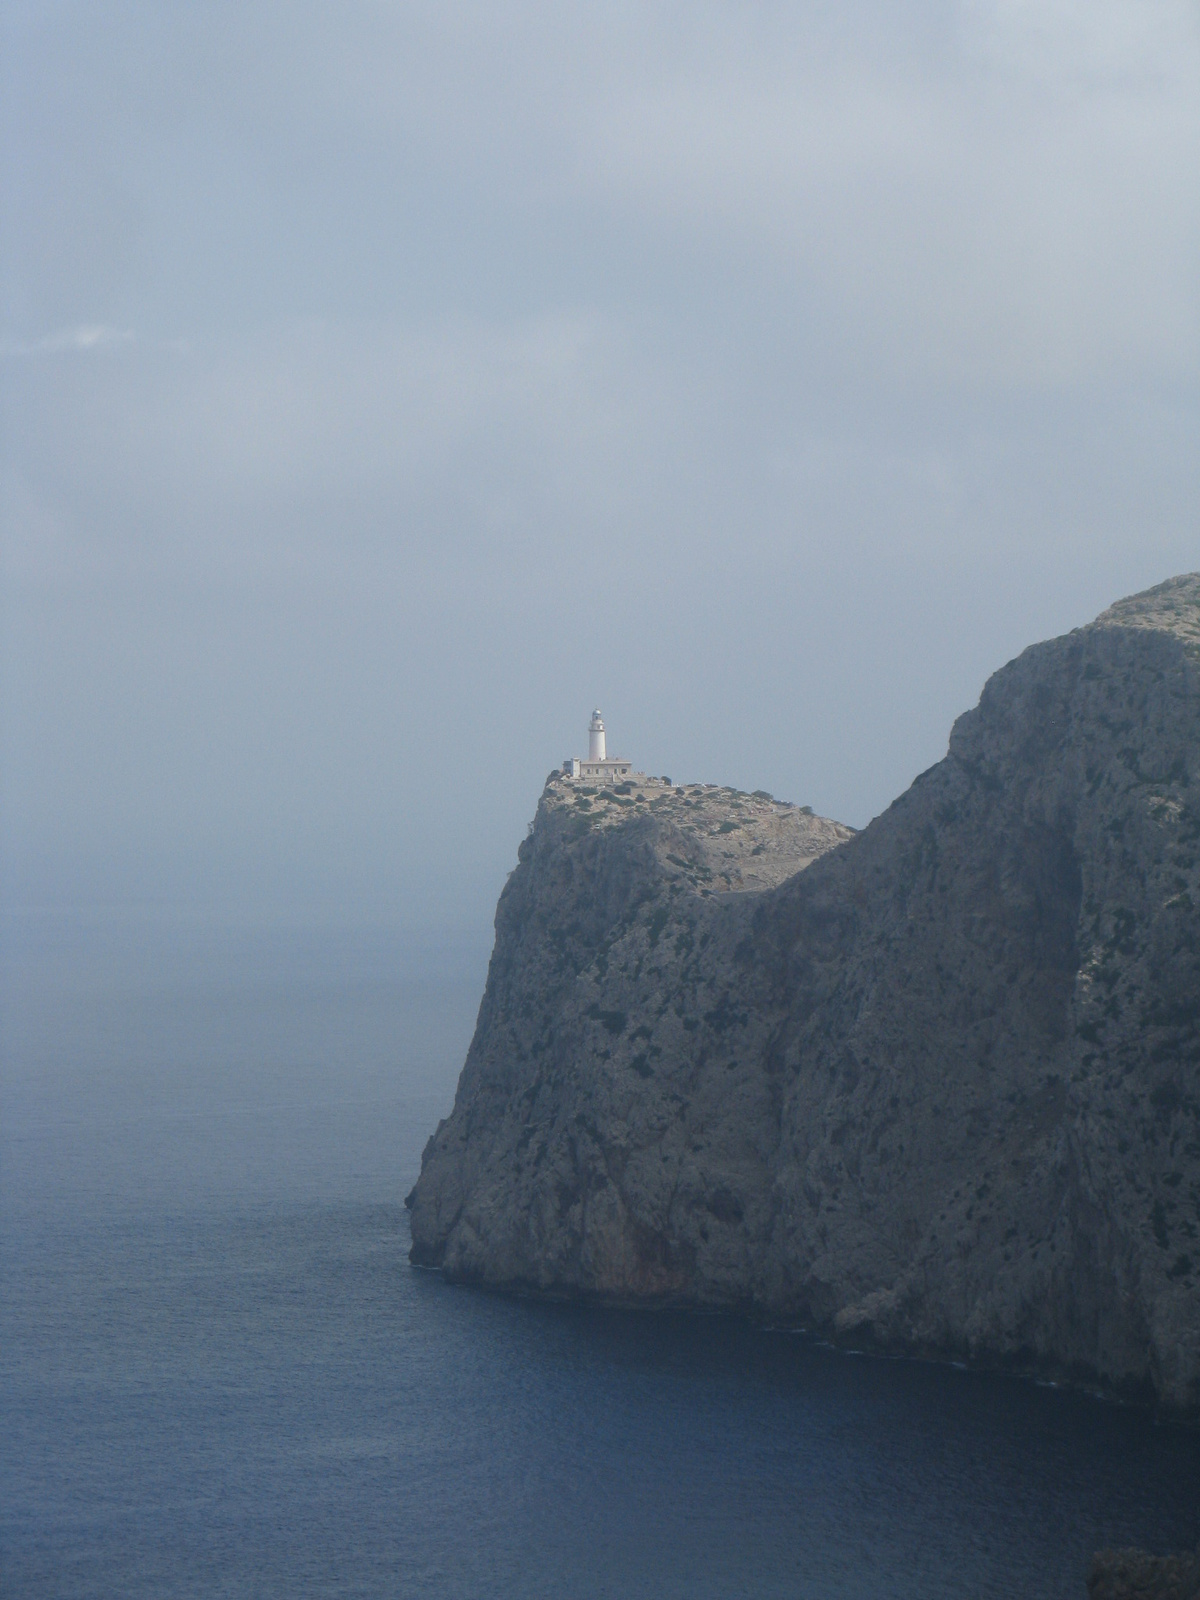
408, 575, 1200, 1410
1088, 1547, 1200, 1600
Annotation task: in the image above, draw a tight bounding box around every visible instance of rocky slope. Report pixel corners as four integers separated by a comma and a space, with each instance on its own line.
408, 575, 1200, 1410
1088, 1547, 1200, 1600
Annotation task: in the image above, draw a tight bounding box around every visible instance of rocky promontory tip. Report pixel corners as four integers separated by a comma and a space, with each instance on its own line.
408, 574, 1200, 1411
1088, 1546, 1200, 1600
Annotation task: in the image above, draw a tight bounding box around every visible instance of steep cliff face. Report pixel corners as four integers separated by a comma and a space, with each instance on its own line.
408, 575, 1200, 1409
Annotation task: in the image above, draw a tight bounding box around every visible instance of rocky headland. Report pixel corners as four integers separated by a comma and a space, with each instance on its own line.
408, 575, 1200, 1411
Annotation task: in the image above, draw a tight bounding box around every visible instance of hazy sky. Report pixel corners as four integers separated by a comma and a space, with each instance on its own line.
3, 0, 1198, 933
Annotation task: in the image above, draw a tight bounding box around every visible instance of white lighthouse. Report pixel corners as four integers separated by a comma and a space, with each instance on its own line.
563, 709, 636, 784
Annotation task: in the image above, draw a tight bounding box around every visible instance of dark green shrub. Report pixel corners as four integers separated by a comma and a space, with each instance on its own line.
587, 1004, 628, 1035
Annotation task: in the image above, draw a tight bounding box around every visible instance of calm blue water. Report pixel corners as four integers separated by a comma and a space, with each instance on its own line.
3, 914, 1198, 1599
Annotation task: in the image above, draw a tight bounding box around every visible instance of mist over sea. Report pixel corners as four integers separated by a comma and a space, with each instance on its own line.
3, 911, 1198, 1600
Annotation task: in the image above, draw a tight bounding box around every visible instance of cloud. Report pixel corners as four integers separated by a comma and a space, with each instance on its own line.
10, 3, 1197, 387
279, 2, 1199, 381
571, 4, 1200, 386
43, 324, 135, 351
7, 312, 684, 550
2, 325, 136, 356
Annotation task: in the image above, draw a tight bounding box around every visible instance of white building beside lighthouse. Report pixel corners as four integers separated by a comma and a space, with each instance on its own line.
563, 709, 635, 783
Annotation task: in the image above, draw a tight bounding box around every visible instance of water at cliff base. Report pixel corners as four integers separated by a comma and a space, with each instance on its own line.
3, 916, 1198, 1600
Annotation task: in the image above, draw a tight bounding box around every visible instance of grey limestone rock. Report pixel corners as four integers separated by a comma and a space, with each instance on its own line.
1088, 1547, 1200, 1600
408, 575, 1200, 1410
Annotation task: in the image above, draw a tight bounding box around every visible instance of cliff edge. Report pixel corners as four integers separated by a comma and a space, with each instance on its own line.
408, 574, 1200, 1410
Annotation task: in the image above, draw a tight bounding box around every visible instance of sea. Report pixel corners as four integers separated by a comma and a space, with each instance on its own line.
2, 911, 1198, 1600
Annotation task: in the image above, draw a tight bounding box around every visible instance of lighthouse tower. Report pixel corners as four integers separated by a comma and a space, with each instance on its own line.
563, 709, 636, 784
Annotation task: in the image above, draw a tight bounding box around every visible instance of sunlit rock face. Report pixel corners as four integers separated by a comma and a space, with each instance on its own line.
408, 574, 1200, 1411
